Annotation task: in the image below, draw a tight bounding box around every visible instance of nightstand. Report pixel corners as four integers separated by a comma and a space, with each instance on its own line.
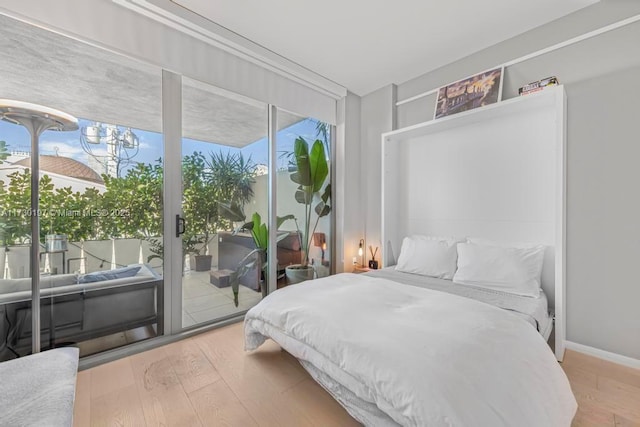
353, 266, 370, 274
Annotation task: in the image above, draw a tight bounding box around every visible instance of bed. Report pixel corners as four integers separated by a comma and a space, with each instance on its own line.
246, 88, 572, 425
367, 267, 554, 340
244, 271, 576, 426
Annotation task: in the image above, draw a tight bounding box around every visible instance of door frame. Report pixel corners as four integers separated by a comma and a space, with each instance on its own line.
162, 70, 183, 335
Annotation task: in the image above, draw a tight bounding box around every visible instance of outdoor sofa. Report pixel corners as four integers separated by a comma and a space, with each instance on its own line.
0, 264, 162, 359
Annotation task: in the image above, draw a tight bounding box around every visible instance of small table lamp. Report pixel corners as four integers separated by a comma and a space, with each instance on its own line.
313, 232, 328, 266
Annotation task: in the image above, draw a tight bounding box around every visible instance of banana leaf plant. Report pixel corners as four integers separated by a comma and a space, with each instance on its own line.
242, 212, 296, 253
228, 249, 260, 307
234, 213, 295, 302
290, 137, 331, 267
219, 203, 295, 303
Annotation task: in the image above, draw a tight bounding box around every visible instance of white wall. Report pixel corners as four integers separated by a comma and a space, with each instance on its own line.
0, 238, 157, 279
359, 1, 640, 359
396, 1, 640, 125
337, 92, 363, 272
360, 85, 396, 261
564, 67, 640, 358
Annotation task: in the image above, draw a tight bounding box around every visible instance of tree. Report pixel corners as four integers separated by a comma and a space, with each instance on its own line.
39, 181, 102, 242
204, 151, 256, 233
0, 150, 258, 271
181, 150, 257, 256
0, 141, 9, 164
0, 169, 31, 246
101, 159, 163, 239
182, 152, 216, 255
0, 170, 101, 245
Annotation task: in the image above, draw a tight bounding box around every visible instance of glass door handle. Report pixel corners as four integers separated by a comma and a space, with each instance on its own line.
176, 215, 186, 238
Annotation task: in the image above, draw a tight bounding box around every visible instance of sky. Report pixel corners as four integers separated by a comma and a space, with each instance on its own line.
0, 116, 326, 174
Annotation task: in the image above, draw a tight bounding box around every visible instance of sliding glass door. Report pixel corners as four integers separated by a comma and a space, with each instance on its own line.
276, 110, 334, 287
0, 13, 337, 361
0, 14, 164, 361
180, 77, 268, 329
37, 120, 164, 357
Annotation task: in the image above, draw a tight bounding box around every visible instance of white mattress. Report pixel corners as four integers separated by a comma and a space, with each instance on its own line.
245, 274, 576, 426
365, 268, 553, 339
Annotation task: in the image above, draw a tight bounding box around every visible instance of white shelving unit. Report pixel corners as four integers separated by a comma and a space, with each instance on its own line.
381, 86, 567, 360
385, 86, 564, 143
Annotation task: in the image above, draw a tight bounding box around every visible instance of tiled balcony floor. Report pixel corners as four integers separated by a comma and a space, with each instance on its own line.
182, 270, 262, 328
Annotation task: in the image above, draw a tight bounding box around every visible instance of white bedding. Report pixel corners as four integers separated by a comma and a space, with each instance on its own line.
366, 268, 553, 339
245, 273, 576, 426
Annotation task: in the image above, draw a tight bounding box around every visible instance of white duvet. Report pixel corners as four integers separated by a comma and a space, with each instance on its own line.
245, 273, 577, 426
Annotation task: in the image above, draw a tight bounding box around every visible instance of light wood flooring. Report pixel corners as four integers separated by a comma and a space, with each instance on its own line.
563, 350, 640, 426
74, 322, 640, 426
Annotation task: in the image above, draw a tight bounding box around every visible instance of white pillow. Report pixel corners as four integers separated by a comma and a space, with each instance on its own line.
395, 235, 461, 279
467, 237, 542, 249
453, 242, 545, 297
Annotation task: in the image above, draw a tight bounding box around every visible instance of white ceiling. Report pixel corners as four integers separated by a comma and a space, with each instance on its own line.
0, 14, 301, 147
173, 0, 598, 95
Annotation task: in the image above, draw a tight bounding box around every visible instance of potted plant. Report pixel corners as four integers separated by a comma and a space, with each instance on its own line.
242, 212, 295, 294
191, 151, 257, 272
182, 153, 217, 271
285, 137, 331, 284
219, 204, 295, 301
146, 233, 201, 274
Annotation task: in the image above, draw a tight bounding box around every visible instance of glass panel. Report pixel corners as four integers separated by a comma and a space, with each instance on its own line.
181, 77, 268, 328
0, 14, 163, 360
276, 111, 333, 287
39, 121, 164, 357
0, 122, 32, 362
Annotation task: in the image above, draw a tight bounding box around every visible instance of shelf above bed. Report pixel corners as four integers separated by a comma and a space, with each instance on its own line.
382, 85, 565, 143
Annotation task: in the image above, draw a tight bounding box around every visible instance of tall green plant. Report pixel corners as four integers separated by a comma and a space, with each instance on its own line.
181, 151, 256, 255
278, 120, 331, 168
290, 137, 331, 267
242, 212, 295, 252
314, 121, 331, 156
206, 151, 256, 233
182, 152, 216, 254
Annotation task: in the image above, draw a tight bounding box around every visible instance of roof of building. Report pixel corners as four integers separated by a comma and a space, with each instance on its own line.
13, 155, 104, 184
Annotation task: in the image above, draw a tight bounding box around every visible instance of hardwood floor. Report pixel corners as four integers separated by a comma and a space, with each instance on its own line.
74, 322, 640, 426
564, 350, 640, 426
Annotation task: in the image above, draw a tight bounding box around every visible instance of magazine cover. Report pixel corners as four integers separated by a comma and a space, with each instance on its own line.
434, 67, 503, 119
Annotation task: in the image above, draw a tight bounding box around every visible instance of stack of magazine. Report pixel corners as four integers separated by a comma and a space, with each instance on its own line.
518, 76, 559, 96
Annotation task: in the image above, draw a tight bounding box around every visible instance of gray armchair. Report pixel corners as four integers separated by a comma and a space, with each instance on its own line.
217, 231, 301, 291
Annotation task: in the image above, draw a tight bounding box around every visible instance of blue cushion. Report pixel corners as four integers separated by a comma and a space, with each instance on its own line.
78, 266, 142, 284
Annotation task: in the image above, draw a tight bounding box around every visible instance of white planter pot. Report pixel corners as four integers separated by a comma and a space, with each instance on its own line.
284, 265, 315, 285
